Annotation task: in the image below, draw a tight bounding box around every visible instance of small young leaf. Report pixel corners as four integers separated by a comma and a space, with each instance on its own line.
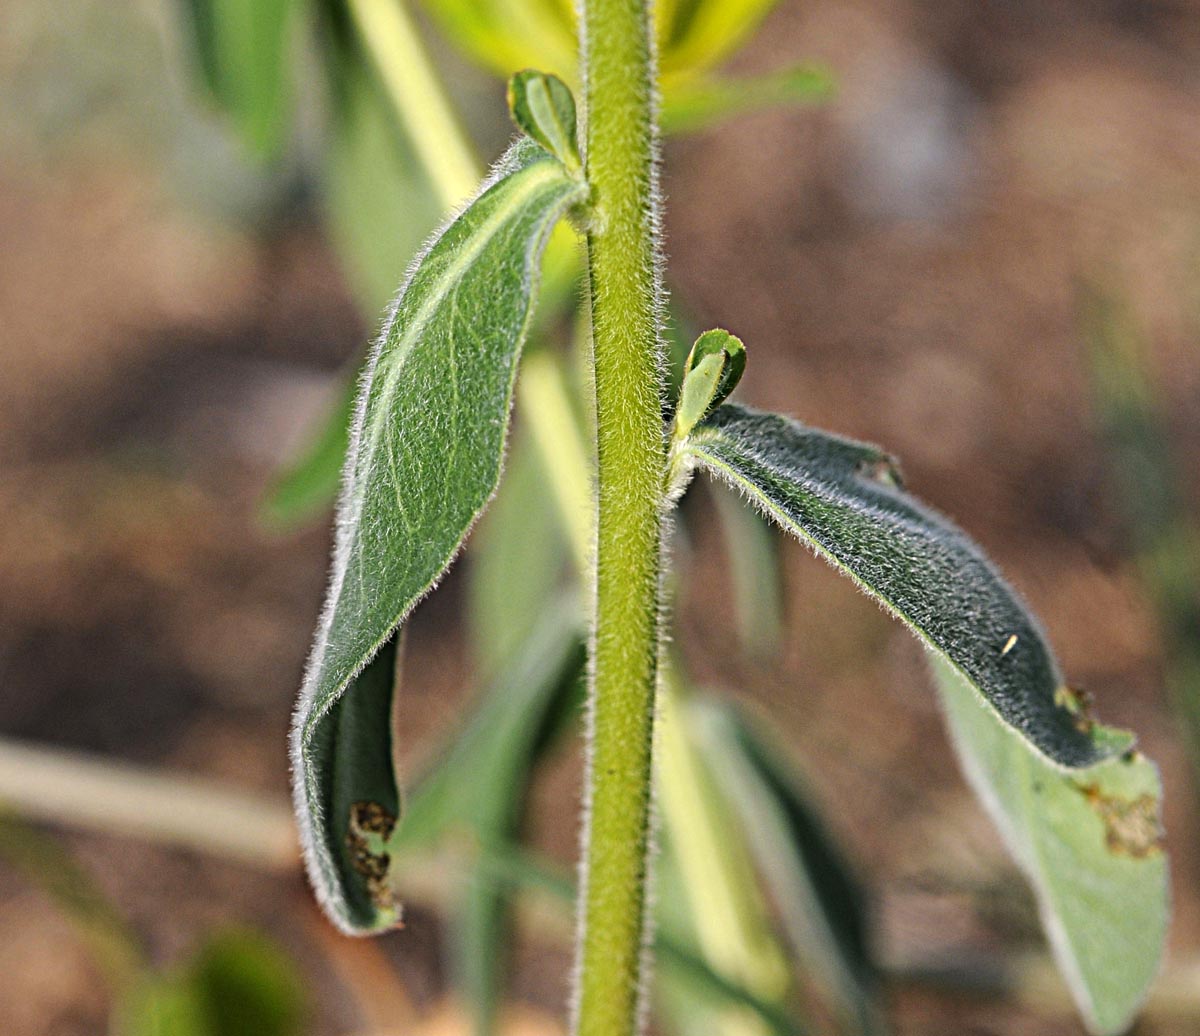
508, 70, 581, 172
934, 659, 1166, 1035
291, 138, 587, 934
684, 403, 1129, 769
673, 329, 746, 443
660, 65, 834, 135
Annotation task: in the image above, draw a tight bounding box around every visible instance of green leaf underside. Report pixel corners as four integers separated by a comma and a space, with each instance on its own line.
291, 138, 586, 934
686, 404, 1128, 769
934, 660, 1166, 1035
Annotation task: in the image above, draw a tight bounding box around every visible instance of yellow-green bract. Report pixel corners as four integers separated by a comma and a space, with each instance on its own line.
290, 138, 586, 934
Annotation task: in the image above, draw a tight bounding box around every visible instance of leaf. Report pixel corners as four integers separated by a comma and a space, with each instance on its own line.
468, 426, 569, 676
468, 844, 805, 1035
712, 482, 784, 657
418, 0, 577, 83
291, 138, 587, 934
659, 0, 787, 84
393, 598, 584, 851
694, 699, 884, 1034
323, 52, 444, 314
118, 930, 305, 1036
933, 659, 1167, 1035
179, 0, 299, 157
261, 376, 354, 529
684, 403, 1129, 769
673, 329, 746, 443
508, 70, 581, 172
655, 679, 793, 1036
661, 65, 834, 135
387, 602, 583, 1033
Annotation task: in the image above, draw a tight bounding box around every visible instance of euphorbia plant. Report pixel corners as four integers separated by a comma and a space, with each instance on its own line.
283, 1, 1168, 1033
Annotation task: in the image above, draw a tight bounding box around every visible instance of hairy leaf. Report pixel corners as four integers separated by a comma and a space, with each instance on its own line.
508, 70, 581, 172
695, 699, 883, 1035
291, 139, 587, 934
674, 329, 746, 443
934, 659, 1166, 1035
685, 404, 1129, 768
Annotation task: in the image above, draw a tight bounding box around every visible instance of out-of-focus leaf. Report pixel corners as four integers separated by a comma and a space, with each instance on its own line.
118, 930, 305, 1036
469, 426, 569, 677
262, 377, 354, 529
419, 0, 576, 82
393, 601, 585, 1034
0, 812, 142, 990
324, 53, 444, 314
1080, 280, 1200, 775
684, 403, 1130, 769
508, 70, 581, 172
694, 700, 883, 1034
659, 0, 785, 84
179, 0, 300, 157
712, 483, 784, 657
468, 844, 805, 1035
655, 680, 791, 1036
291, 139, 586, 934
934, 659, 1167, 1035
394, 601, 584, 850
661, 65, 834, 135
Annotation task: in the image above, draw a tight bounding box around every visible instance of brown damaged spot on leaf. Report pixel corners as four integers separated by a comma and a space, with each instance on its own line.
1075, 783, 1165, 859
1054, 684, 1096, 736
347, 801, 402, 919
856, 454, 904, 488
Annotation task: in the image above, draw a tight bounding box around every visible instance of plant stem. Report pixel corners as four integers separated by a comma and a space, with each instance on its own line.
574, 0, 667, 1032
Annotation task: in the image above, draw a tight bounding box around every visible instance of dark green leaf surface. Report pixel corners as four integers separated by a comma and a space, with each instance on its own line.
685, 403, 1129, 768
696, 700, 883, 1035
934, 659, 1166, 1035
291, 139, 586, 934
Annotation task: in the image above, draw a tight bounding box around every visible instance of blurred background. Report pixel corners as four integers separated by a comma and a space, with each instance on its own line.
1, 0, 1199, 1033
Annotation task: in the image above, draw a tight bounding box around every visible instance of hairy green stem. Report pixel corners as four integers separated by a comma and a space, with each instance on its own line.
573, 0, 667, 1033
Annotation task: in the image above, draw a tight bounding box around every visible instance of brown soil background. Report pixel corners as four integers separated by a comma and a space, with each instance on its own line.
1, 0, 1199, 1033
